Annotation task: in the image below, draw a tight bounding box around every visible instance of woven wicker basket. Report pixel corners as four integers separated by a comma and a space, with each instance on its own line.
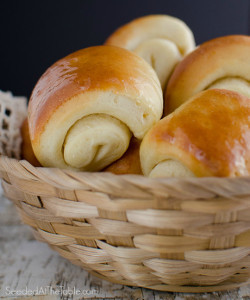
1, 93, 250, 293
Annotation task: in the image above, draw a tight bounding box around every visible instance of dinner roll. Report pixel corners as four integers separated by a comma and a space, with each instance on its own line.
103, 138, 142, 175
105, 15, 195, 89
165, 35, 250, 113
140, 89, 250, 178
28, 45, 162, 171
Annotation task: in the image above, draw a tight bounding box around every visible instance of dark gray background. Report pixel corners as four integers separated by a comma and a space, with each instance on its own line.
1, 0, 249, 98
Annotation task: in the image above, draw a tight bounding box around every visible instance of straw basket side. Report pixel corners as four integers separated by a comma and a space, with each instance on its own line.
1, 155, 250, 292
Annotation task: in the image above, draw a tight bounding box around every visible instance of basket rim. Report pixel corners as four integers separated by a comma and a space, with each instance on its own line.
2, 154, 250, 181
1, 155, 250, 199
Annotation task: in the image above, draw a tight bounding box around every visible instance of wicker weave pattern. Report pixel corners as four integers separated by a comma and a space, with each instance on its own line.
1, 156, 250, 292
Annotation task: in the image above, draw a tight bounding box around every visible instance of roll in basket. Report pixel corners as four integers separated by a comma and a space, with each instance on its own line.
1, 92, 250, 293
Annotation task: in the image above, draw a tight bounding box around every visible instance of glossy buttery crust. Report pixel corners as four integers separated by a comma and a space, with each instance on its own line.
140, 89, 250, 177
29, 45, 161, 144
165, 35, 250, 113
28, 45, 162, 170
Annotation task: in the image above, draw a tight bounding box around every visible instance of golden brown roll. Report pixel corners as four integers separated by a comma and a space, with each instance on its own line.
140, 89, 250, 178
21, 118, 41, 167
103, 138, 142, 175
105, 15, 195, 89
165, 35, 250, 114
28, 45, 162, 171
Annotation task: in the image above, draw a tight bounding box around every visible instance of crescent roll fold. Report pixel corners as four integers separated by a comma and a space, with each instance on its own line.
165, 35, 250, 113
105, 15, 195, 89
28, 45, 162, 171
140, 89, 250, 178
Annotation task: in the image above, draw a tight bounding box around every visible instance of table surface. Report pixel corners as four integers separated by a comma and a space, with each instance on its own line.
0, 188, 250, 300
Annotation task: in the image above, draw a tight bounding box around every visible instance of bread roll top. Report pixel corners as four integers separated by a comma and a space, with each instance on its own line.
165, 35, 250, 113
141, 89, 250, 177
105, 15, 195, 89
29, 45, 162, 144
28, 45, 162, 171
105, 15, 195, 55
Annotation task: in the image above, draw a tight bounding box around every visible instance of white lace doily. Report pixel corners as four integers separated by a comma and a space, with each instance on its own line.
0, 91, 27, 159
